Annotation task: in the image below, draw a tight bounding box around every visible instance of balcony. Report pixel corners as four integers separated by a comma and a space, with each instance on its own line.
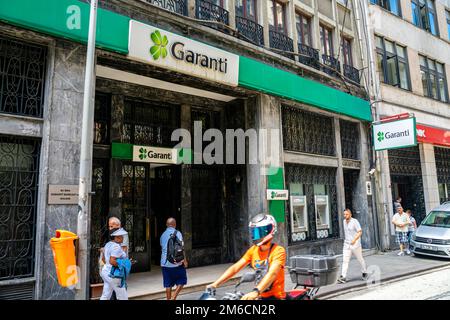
297, 43, 320, 70
322, 54, 341, 77
196, 0, 229, 29
343, 64, 360, 84
144, 0, 188, 16
269, 29, 294, 60
235, 16, 264, 46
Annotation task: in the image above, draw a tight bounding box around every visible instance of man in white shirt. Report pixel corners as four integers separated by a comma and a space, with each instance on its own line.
392, 206, 410, 256
337, 209, 368, 284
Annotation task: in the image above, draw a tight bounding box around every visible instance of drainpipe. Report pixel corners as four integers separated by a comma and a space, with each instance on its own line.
76, 0, 98, 300
356, 0, 390, 251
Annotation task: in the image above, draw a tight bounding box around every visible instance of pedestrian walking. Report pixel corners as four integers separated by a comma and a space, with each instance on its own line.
406, 209, 417, 255
100, 228, 129, 300
160, 218, 188, 300
337, 209, 368, 284
392, 206, 410, 256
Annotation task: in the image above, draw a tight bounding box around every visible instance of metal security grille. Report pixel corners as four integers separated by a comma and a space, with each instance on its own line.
436, 147, 450, 184
89, 159, 109, 285
122, 99, 179, 147
145, 0, 188, 16
122, 164, 148, 255
0, 136, 40, 281
388, 146, 422, 176
0, 36, 47, 117
282, 106, 335, 156
285, 164, 338, 243
435, 147, 450, 204
340, 120, 359, 160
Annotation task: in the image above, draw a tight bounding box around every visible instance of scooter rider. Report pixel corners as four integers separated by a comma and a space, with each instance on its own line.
207, 213, 286, 300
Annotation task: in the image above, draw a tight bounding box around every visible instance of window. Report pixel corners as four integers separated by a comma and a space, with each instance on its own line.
342, 37, 353, 66
375, 36, 411, 90
236, 0, 257, 21
0, 136, 40, 280
370, 0, 401, 16
122, 99, 180, 147
446, 10, 450, 41
420, 55, 449, 102
0, 36, 47, 117
320, 24, 334, 56
411, 0, 439, 36
267, 0, 287, 33
296, 13, 312, 47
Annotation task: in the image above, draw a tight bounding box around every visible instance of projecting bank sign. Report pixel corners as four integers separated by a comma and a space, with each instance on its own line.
373, 117, 417, 151
128, 20, 239, 86
133, 146, 178, 164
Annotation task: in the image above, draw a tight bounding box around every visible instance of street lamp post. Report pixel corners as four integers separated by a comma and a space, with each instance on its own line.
75, 0, 98, 300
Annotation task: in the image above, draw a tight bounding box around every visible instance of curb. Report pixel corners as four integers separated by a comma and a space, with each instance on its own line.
317, 262, 450, 299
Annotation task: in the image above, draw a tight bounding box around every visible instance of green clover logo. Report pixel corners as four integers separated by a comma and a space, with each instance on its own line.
377, 132, 385, 142
150, 30, 168, 61
139, 147, 147, 160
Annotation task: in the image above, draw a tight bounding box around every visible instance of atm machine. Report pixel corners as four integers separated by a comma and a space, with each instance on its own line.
314, 195, 330, 239
290, 195, 308, 241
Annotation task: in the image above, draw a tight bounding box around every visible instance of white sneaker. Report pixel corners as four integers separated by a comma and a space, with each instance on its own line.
406, 250, 411, 255
397, 251, 405, 256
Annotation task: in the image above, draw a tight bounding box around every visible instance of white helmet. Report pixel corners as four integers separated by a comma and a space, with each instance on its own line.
249, 214, 277, 246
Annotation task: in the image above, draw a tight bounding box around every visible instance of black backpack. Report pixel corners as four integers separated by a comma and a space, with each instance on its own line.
166, 231, 185, 264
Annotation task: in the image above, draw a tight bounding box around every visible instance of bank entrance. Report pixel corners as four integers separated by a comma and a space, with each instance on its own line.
88, 73, 248, 295
388, 146, 426, 223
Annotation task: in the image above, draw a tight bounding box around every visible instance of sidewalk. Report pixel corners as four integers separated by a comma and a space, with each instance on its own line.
128, 264, 247, 300
127, 250, 450, 300
315, 251, 450, 298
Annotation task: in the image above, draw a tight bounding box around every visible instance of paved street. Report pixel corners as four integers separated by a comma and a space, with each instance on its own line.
330, 266, 450, 300
172, 251, 450, 300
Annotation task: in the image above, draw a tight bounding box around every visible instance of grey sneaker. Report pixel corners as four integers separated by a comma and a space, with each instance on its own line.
397, 251, 405, 256
337, 276, 347, 284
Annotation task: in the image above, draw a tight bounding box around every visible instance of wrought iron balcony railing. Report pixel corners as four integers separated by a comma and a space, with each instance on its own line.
322, 54, 341, 76
144, 0, 188, 16
269, 29, 295, 60
297, 43, 320, 70
343, 64, 360, 84
235, 16, 264, 46
196, 0, 229, 27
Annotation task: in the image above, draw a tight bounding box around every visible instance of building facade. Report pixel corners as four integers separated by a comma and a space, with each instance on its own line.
0, 0, 375, 299
366, 0, 450, 249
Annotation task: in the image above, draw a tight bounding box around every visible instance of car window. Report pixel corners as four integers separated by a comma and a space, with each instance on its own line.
422, 211, 450, 228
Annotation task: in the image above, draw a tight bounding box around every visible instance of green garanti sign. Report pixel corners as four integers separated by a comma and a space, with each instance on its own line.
373, 117, 417, 151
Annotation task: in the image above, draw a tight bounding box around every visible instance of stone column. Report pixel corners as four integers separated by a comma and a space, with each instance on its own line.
419, 143, 440, 213
109, 94, 124, 219
180, 104, 193, 255
334, 118, 345, 237
312, 0, 321, 51
249, 94, 287, 248
41, 40, 87, 299
358, 122, 376, 248
188, 0, 196, 19
228, 0, 236, 30
288, 0, 299, 56
262, 0, 270, 47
